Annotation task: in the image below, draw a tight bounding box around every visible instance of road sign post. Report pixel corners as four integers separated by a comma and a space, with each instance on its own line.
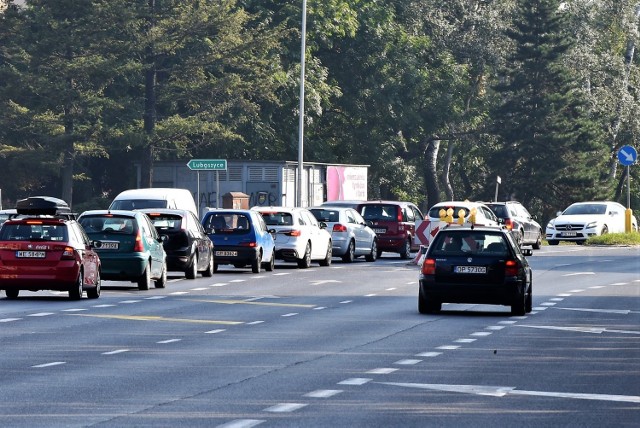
617, 146, 637, 233
186, 159, 228, 212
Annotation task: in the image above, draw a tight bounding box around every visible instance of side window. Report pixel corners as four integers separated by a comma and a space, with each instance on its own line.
257, 215, 267, 232
346, 210, 356, 224
405, 207, 415, 222
304, 211, 318, 227
353, 210, 366, 224
482, 207, 497, 222
140, 216, 154, 238
297, 212, 307, 226
413, 206, 424, 221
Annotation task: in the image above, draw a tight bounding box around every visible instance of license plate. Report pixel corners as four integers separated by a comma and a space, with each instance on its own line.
16, 251, 46, 258
216, 251, 238, 257
561, 231, 577, 237
454, 266, 486, 274
99, 242, 119, 249
373, 228, 386, 234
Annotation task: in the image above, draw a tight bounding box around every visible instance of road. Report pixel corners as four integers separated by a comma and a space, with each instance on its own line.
0, 246, 638, 427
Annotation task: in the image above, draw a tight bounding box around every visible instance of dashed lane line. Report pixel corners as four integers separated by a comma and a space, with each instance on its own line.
70, 314, 243, 325
187, 298, 315, 308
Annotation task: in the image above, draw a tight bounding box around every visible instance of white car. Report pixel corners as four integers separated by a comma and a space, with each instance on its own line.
546, 201, 637, 245
309, 206, 378, 262
253, 206, 333, 268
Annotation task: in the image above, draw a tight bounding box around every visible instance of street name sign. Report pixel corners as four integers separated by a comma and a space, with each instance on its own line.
187, 159, 227, 171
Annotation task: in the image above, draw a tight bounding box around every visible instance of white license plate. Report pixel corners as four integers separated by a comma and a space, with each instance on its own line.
99, 242, 119, 249
373, 228, 386, 234
561, 231, 577, 237
16, 251, 46, 258
454, 266, 487, 274
216, 251, 238, 257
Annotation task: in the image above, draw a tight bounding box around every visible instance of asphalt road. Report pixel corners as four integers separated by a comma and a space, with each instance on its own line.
0, 246, 638, 427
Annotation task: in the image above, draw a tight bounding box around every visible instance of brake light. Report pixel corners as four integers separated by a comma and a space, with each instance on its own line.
505, 260, 519, 276
504, 218, 514, 230
397, 207, 403, 222
421, 258, 436, 275
134, 231, 144, 252
284, 230, 301, 237
333, 224, 347, 232
26, 220, 43, 225
240, 242, 258, 247
61, 246, 76, 260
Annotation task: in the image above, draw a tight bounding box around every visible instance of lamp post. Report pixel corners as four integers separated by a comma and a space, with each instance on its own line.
296, 0, 307, 207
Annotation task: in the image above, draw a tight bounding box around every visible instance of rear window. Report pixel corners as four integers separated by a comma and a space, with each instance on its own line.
79, 215, 136, 235
259, 212, 294, 226
360, 204, 399, 221
204, 213, 251, 234
309, 209, 339, 223
430, 232, 509, 256
146, 214, 183, 231
110, 199, 167, 210
0, 223, 68, 242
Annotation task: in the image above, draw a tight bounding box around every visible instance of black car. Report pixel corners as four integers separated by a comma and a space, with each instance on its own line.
140, 209, 214, 279
418, 224, 532, 315
485, 201, 542, 249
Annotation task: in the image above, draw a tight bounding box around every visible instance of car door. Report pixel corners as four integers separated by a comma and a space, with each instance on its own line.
140, 214, 165, 277
188, 212, 212, 270
349, 209, 371, 253
609, 203, 626, 232
302, 210, 327, 259
72, 222, 100, 286
254, 212, 275, 261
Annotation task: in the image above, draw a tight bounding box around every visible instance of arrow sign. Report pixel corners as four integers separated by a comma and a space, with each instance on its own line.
617, 146, 637, 166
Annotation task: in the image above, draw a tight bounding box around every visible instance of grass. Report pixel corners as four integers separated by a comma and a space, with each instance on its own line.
544, 232, 640, 246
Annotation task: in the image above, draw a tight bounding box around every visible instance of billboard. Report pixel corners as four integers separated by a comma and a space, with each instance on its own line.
326, 166, 367, 201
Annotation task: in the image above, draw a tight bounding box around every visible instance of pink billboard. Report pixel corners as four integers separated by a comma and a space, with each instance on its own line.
326, 166, 367, 201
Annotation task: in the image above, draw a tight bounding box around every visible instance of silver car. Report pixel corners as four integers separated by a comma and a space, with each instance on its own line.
310, 206, 378, 262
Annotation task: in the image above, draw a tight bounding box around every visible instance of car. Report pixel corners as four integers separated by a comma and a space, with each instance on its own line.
358, 200, 424, 259
0, 196, 101, 300
78, 210, 167, 290
253, 206, 332, 268
321, 200, 366, 209
485, 201, 543, 249
545, 201, 637, 245
201, 209, 275, 273
109, 188, 199, 218
139, 208, 214, 279
418, 224, 533, 316
309, 206, 378, 262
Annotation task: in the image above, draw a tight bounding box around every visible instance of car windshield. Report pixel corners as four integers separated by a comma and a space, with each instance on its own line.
79, 215, 136, 235
361, 204, 398, 221
110, 199, 166, 210
259, 212, 293, 226
428, 206, 471, 219
205, 213, 251, 234
430, 232, 509, 256
309, 209, 339, 223
563, 204, 607, 215
0, 223, 68, 241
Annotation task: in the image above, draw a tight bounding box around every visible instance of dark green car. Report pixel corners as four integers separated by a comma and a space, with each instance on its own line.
78, 210, 167, 290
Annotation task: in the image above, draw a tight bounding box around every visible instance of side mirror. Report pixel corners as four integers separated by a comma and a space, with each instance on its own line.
318, 221, 328, 229
205, 227, 214, 234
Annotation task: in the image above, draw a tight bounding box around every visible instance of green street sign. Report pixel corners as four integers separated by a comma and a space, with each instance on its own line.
186, 159, 227, 171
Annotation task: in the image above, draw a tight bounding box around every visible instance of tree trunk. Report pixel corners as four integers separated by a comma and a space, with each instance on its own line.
442, 139, 455, 200
424, 138, 441, 208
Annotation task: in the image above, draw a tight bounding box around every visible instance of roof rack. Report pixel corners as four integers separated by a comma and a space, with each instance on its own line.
15, 196, 76, 220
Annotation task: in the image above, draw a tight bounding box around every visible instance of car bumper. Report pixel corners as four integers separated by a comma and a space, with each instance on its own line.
214, 245, 259, 265
97, 253, 148, 280
376, 235, 409, 252
165, 249, 193, 271
545, 228, 598, 241
330, 235, 351, 256
419, 277, 526, 307
0, 262, 81, 290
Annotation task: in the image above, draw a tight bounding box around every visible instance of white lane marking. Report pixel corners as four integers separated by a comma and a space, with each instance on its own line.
499, 321, 517, 325
367, 368, 398, 374
338, 378, 371, 385
28, 312, 55, 317
251, 276, 267, 279
557, 293, 572, 297
157, 339, 181, 344
304, 389, 343, 398
365, 294, 377, 297
510, 315, 528, 320
395, 359, 422, 365
310, 280, 341, 285
103, 349, 129, 355
32, 361, 66, 368
608, 283, 627, 286
330, 266, 344, 269
563, 273, 595, 277
210, 283, 228, 287
0, 318, 22, 322
339, 300, 352, 304
92, 304, 116, 308
273, 273, 290, 276
533, 307, 548, 311
217, 419, 265, 428
470, 332, 492, 337
569, 289, 585, 293
62, 308, 88, 312
550, 298, 564, 302
282, 313, 298, 317
145, 296, 167, 300
191, 287, 208, 291
486, 326, 505, 330
379, 382, 640, 403
205, 329, 226, 334
555, 307, 635, 315
437, 345, 460, 350
455, 339, 477, 343
119, 300, 141, 304
246, 321, 264, 325
230, 279, 246, 283
386, 287, 397, 291
313, 306, 326, 310
415, 352, 442, 357
170, 291, 190, 295
264, 403, 307, 413
540, 302, 556, 306
516, 325, 640, 335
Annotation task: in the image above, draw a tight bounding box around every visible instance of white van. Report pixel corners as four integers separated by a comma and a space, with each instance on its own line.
109, 188, 199, 217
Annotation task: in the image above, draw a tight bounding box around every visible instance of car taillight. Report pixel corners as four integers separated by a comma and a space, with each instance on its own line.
61, 246, 77, 260
421, 258, 436, 275
504, 218, 514, 230
333, 224, 347, 232
397, 207, 403, 222
284, 230, 301, 237
240, 242, 258, 247
134, 231, 144, 252
505, 260, 519, 276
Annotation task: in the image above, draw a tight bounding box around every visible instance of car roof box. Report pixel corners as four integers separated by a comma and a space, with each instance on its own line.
16, 196, 72, 216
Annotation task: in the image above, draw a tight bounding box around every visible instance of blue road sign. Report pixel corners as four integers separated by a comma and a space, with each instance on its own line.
618, 146, 637, 166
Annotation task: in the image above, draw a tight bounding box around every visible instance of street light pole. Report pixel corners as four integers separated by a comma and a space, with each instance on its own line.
296, 0, 307, 207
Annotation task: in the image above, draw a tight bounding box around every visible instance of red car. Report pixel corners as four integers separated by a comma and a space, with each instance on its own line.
0, 196, 101, 300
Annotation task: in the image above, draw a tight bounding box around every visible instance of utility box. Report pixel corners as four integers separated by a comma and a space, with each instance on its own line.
222, 192, 249, 209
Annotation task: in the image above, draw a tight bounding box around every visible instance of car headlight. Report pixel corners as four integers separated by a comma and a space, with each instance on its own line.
586, 221, 598, 229
546, 221, 555, 230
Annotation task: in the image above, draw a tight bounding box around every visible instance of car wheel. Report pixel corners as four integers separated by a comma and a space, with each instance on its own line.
186, 253, 198, 279
263, 252, 275, 272
155, 263, 167, 288
213, 263, 219, 273
516, 230, 524, 247
342, 240, 355, 263
138, 265, 151, 290
399, 239, 411, 259
319, 242, 332, 266
365, 240, 377, 262
511, 289, 526, 316
202, 253, 214, 277
532, 232, 542, 250
69, 271, 84, 300
419, 287, 440, 314
548, 240, 559, 246
252, 251, 262, 273
5, 289, 19, 299
376, 248, 383, 258
87, 271, 101, 299
297, 242, 312, 269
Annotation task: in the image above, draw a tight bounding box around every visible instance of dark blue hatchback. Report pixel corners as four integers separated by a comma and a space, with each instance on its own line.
201, 209, 275, 273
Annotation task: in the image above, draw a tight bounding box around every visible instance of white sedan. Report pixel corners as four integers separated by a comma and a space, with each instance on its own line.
545, 201, 637, 245
253, 206, 333, 268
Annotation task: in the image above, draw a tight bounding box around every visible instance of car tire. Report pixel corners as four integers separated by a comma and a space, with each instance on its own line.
376, 248, 383, 259
5, 289, 19, 299
419, 287, 441, 314
252, 251, 262, 273
532, 232, 542, 250
515, 230, 524, 248
342, 240, 355, 263
87, 271, 101, 299
263, 252, 275, 272
319, 242, 332, 266
202, 253, 214, 277
138, 265, 151, 290
213, 263, 219, 273
548, 240, 559, 246
511, 289, 526, 316
297, 242, 312, 269
69, 271, 84, 300
186, 253, 198, 279
399, 239, 411, 259
365, 240, 377, 262
155, 263, 167, 288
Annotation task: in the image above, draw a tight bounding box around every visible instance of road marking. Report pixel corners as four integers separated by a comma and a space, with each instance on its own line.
608, 283, 627, 286
205, 329, 226, 334
282, 313, 298, 317
217, 419, 264, 428
486, 326, 505, 330
264, 403, 307, 413
157, 339, 181, 344
145, 296, 167, 300
102, 349, 129, 355
415, 352, 442, 357
62, 308, 87, 312
28, 312, 54, 317
532, 307, 548, 311
171, 291, 190, 295
365, 294, 377, 297
563, 272, 594, 277
71, 314, 243, 325
313, 306, 326, 310
339, 300, 352, 304
246, 321, 264, 325
230, 279, 246, 283
338, 378, 371, 385
0, 318, 21, 322
557, 293, 571, 297
210, 283, 228, 287
470, 332, 492, 337
569, 289, 585, 293
32, 362, 66, 368
499, 321, 517, 324
455, 339, 477, 343
550, 298, 564, 301
367, 368, 398, 374
437, 345, 460, 350
188, 299, 315, 308
540, 302, 556, 306
516, 325, 640, 335
273, 273, 290, 276
554, 307, 635, 315
395, 359, 422, 365
191, 287, 208, 291
386, 287, 397, 291
92, 304, 116, 308
379, 382, 640, 403
304, 389, 343, 398
310, 280, 341, 285
119, 300, 141, 304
